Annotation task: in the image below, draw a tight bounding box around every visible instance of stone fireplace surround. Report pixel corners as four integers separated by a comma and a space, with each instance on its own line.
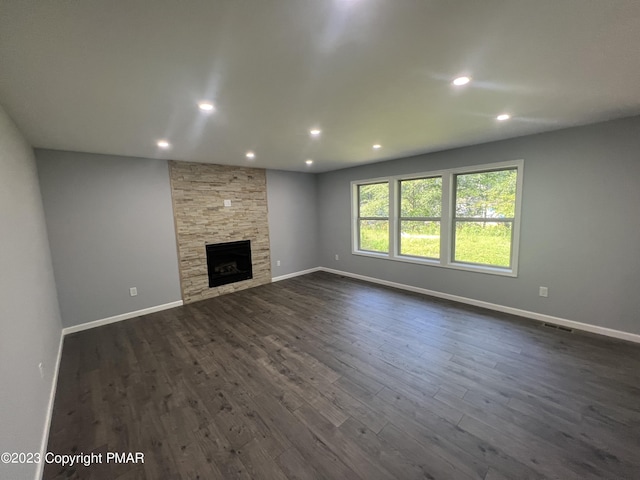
169, 161, 271, 304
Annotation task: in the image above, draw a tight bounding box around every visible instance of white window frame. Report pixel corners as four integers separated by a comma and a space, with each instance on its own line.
355, 181, 390, 254
351, 160, 524, 277
398, 175, 443, 261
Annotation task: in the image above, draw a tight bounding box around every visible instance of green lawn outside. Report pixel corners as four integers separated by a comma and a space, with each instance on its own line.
359, 221, 512, 267
360, 220, 389, 252
400, 221, 440, 259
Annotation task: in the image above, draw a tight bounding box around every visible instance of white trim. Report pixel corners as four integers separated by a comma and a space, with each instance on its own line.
271, 267, 321, 282
62, 300, 184, 335
318, 267, 640, 344
389, 179, 398, 257
509, 159, 524, 276
36, 331, 64, 480
441, 172, 452, 265
351, 251, 516, 277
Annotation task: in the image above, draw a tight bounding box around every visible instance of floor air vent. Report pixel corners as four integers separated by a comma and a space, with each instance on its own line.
543, 322, 574, 333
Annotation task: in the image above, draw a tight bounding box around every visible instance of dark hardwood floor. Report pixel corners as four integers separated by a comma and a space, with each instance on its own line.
44, 271, 640, 479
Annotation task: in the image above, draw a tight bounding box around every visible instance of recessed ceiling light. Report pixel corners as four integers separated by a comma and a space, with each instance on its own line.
246, 151, 255, 159
452, 76, 471, 86
198, 102, 215, 112
157, 140, 170, 149
305, 159, 313, 165
309, 128, 321, 136
496, 114, 511, 121
373, 144, 382, 149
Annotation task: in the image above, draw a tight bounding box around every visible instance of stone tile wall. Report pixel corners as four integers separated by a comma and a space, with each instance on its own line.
169, 161, 271, 303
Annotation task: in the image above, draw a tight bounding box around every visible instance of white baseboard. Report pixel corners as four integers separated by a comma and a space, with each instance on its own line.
318, 267, 640, 344
36, 330, 64, 480
272, 267, 321, 283
62, 300, 184, 335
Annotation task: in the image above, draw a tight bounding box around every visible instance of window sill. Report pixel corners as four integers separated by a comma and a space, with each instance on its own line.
352, 250, 517, 277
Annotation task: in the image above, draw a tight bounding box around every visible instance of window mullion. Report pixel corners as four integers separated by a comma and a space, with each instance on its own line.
389, 179, 398, 258
440, 172, 453, 266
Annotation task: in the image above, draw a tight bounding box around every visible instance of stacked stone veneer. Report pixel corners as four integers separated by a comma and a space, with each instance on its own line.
169, 161, 271, 303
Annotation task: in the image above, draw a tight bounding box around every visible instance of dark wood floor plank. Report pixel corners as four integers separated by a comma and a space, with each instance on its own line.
378, 422, 481, 480
508, 392, 640, 456
457, 414, 599, 480
337, 376, 491, 480
439, 389, 636, 479
340, 415, 478, 480
250, 394, 361, 480
44, 271, 640, 479
255, 356, 350, 427
376, 386, 464, 425
483, 467, 512, 480
293, 404, 396, 480
275, 447, 323, 480
236, 438, 290, 480
322, 381, 388, 434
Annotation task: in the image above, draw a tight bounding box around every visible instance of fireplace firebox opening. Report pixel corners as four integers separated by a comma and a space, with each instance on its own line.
205, 240, 253, 288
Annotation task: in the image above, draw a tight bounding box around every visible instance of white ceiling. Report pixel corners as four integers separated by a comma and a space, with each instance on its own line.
1, 1, 639, 172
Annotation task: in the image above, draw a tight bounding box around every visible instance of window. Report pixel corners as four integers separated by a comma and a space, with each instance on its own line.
399, 177, 442, 259
453, 169, 517, 268
351, 160, 523, 276
357, 182, 389, 253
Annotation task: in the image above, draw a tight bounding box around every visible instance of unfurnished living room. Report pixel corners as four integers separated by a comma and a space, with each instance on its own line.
2, 1, 640, 479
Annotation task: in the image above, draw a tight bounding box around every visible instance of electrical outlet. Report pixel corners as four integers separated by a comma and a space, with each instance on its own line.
539, 286, 548, 297
335, 254, 339, 261
130, 287, 138, 297
38, 362, 44, 379
276, 260, 281, 266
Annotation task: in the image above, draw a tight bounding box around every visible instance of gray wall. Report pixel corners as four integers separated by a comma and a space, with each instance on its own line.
36, 150, 182, 328
317, 115, 640, 335
0, 107, 63, 479
267, 170, 319, 276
